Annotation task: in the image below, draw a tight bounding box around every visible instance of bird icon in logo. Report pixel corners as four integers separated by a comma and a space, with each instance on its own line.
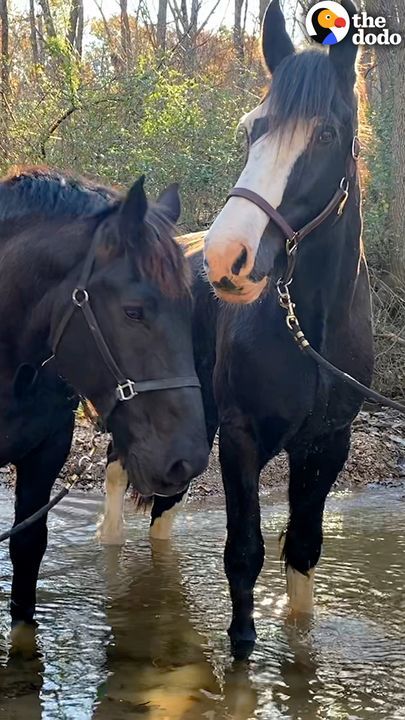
312, 7, 347, 45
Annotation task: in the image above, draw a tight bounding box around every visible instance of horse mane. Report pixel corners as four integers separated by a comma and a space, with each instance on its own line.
0, 165, 189, 298
266, 50, 353, 138
0, 165, 119, 221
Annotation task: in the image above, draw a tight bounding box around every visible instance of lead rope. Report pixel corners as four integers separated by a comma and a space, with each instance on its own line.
0, 420, 101, 544
277, 282, 405, 415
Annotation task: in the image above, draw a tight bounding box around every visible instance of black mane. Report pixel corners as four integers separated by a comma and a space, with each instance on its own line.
267, 50, 348, 137
0, 166, 117, 222
0, 165, 189, 297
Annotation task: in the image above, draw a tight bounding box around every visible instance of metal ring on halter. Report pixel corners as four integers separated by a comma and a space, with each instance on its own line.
72, 288, 89, 307
340, 178, 349, 193
352, 136, 361, 161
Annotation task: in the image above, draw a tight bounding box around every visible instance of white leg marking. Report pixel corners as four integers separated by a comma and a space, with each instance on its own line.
149, 492, 188, 541
286, 566, 315, 615
97, 460, 128, 546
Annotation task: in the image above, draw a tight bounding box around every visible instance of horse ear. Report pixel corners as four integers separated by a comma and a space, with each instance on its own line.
329, 0, 359, 97
13, 364, 38, 399
119, 175, 148, 244
261, 0, 295, 75
157, 183, 181, 224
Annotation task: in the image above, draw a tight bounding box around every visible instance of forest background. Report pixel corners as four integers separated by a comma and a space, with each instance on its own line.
1, 0, 404, 396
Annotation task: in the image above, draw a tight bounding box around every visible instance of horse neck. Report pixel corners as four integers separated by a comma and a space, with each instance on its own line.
292, 187, 362, 326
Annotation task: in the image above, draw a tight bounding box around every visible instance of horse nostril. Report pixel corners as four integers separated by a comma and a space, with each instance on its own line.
231, 246, 248, 276
213, 277, 239, 293
165, 459, 193, 487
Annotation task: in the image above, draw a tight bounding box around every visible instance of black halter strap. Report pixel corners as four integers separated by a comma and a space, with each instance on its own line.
51, 230, 200, 415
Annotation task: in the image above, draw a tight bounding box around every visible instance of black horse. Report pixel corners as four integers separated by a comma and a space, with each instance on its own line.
0, 167, 208, 631
200, 0, 373, 658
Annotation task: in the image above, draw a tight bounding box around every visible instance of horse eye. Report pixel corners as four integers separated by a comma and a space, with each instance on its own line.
124, 306, 144, 322
318, 127, 336, 144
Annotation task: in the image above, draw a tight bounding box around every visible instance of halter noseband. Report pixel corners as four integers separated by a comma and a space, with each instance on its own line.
51, 229, 200, 419
227, 136, 360, 287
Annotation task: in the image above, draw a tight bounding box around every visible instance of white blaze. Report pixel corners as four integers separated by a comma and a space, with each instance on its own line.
204, 101, 312, 302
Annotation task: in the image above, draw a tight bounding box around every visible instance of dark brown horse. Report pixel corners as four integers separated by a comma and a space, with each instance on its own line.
0, 167, 208, 630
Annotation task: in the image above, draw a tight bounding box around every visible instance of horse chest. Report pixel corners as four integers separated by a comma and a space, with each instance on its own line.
215, 310, 319, 424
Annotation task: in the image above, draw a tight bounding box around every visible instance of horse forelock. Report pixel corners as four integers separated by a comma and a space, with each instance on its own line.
130, 203, 191, 299
265, 50, 355, 142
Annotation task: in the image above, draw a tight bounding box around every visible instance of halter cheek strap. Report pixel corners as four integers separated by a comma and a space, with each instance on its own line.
51, 226, 200, 420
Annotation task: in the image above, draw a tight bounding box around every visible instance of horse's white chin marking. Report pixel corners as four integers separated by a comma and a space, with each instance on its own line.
204, 110, 312, 294
149, 492, 188, 540
286, 566, 315, 616
97, 460, 128, 546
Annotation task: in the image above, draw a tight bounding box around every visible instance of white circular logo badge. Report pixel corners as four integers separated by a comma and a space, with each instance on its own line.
306, 2, 351, 46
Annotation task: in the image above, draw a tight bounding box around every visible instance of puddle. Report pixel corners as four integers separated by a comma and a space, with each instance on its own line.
0, 487, 404, 719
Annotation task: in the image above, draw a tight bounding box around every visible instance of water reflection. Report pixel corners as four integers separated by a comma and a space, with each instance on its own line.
94, 540, 257, 719
0, 487, 404, 719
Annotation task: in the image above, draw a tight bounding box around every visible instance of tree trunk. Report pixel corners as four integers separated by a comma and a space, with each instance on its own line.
234, 0, 244, 61
29, 0, 40, 66
364, 0, 405, 275
68, 0, 80, 47
259, 0, 267, 26
76, 0, 84, 56
0, 0, 9, 162
0, 0, 9, 104
120, 0, 132, 70
38, 0, 56, 38
390, 40, 405, 274
157, 0, 168, 52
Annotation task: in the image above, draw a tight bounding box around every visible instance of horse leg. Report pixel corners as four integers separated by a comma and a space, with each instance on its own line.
150, 491, 188, 540
150, 405, 219, 542
10, 416, 74, 628
219, 413, 264, 660
284, 427, 351, 615
97, 445, 128, 546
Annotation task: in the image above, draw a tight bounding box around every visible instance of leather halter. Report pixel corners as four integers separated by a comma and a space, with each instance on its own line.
227, 137, 360, 286
51, 228, 200, 419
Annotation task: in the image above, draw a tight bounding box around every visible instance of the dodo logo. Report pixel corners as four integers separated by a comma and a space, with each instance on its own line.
306, 2, 350, 46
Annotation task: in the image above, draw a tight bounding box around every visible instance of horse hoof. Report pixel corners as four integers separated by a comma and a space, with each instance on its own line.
230, 638, 256, 661
97, 530, 125, 546
9, 622, 38, 658
229, 626, 256, 661
96, 521, 125, 546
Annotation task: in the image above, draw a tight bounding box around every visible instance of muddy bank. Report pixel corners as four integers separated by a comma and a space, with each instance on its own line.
1, 410, 404, 498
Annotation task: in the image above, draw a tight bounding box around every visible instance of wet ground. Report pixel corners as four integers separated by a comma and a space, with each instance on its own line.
0, 487, 404, 719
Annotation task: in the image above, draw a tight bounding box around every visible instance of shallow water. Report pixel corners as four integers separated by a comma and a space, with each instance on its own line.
0, 486, 404, 720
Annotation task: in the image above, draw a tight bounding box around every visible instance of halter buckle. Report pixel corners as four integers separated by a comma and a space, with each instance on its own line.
286, 232, 299, 256
337, 178, 350, 216
72, 288, 89, 307
116, 380, 138, 402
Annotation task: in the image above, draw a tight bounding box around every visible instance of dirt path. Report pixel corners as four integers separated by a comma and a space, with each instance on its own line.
1, 410, 404, 498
